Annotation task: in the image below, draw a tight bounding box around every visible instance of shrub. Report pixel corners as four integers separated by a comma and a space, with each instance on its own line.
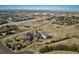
39, 44, 79, 53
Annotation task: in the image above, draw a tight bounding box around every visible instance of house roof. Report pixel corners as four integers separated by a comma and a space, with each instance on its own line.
0, 26, 9, 33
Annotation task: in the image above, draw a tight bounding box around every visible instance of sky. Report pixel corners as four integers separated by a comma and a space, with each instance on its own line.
0, 5, 79, 11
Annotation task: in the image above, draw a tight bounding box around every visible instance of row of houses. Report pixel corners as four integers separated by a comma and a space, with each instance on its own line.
0, 15, 35, 24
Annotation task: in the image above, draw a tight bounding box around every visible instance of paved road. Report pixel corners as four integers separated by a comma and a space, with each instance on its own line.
0, 18, 40, 27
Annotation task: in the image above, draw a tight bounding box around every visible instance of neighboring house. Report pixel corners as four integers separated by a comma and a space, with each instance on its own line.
41, 33, 52, 39
0, 26, 10, 36
0, 20, 8, 25
0, 26, 9, 33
